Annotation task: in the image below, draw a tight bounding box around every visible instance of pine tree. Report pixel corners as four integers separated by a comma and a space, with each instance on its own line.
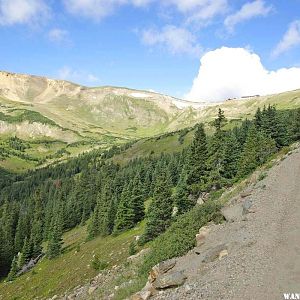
186, 123, 208, 191
293, 108, 300, 140
47, 215, 63, 259
207, 109, 227, 190
142, 173, 173, 242
30, 192, 44, 258
238, 126, 259, 177
131, 175, 145, 223
20, 236, 32, 266
7, 256, 18, 281
223, 133, 241, 179
113, 183, 136, 233
174, 173, 194, 215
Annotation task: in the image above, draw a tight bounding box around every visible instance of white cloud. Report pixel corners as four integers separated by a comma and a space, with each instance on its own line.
186, 47, 300, 102
224, 0, 272, 33
0, 0, 49, 26
57, 66, 100, 85
63, 0, 154, 20
272, 20, 300, 57
48, 28, 70, 44
165, 0, 228, 24
141, 25, 202, 56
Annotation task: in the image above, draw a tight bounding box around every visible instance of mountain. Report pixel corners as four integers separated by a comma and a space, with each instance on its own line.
1, 70, 300, 172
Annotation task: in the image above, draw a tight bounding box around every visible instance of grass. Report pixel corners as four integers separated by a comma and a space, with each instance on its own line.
0, 223, 144, 300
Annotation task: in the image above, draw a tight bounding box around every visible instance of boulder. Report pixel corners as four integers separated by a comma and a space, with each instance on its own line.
221, 204, 243, 222
202, 244, 227, 263
153, 271, 187, 289
149, 259, 176, 283
196, 225, 211, 247
242, 198, 253, 214
240, 189, 252, 198
131, 290, 152, 300
127, 248, 150, 263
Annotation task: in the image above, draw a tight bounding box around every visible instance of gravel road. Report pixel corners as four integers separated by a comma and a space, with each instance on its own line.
153, 148, 300, 300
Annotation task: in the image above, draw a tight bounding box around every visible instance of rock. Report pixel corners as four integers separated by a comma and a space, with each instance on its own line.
131, 290, 152, 300
172, 206, 178, 217
128, 248, 151, 263
153, 271, 187, 289
242, 198, 253, 214
149, 259, 176, 283
88, 286, 97, 294
221, 204, 243, 222
202, 244, 227, 263
196, 225, 211, 247
218, 249, 228, 260
197, 197, 204, 205
241, 189, 252, 198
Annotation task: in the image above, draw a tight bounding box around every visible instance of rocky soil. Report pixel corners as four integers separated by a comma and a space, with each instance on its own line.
149, 147, 300, 300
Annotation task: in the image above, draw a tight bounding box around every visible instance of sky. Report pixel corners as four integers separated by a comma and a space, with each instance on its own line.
0, 0, 300, 102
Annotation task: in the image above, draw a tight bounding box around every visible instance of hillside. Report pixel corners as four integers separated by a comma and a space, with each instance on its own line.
150, 145, 300, 300
1, 70, 300, 172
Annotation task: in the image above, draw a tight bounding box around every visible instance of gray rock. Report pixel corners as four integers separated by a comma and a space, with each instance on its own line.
149, 259, 177, 282
153, 271, 187, 289
241, 189, 252, 198
202, 244, 227, 263
242, 198, 253, 214
221, 204, 243, 222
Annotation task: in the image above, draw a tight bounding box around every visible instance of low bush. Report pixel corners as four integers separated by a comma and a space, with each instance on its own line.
140, 200, 223, 276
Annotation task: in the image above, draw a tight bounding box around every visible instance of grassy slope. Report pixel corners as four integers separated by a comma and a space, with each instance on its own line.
0, 223, 144, 300
1, 86, 300, 172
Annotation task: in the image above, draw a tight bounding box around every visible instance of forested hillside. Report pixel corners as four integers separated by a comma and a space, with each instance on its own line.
1, 105, 299, 291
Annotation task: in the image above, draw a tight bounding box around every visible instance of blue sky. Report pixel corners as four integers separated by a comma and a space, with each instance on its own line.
0, 0, 300, 101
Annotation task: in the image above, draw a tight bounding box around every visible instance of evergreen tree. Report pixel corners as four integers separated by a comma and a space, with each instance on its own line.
207, 109, 227, 190
174, 173, 194, 215
293, 108, 300, 140
142, 173, 173, 242
7, 256, 18, 281
113, 183, 136, 233
47, 215, 63, 259
20, 236, 32, 266
223, 133, 241, 180
238, 125, 259, 177
186, 123, 208, 191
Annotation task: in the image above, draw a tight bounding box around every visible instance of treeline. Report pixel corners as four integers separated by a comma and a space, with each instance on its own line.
0, 106, 299, 280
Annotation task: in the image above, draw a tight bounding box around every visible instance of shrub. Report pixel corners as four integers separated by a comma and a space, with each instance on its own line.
91, 255, 108, 271
140, 200, 222, 276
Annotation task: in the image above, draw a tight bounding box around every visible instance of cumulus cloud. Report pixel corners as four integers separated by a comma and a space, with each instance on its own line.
141, 25, 202, 56
272, 20, 300, 57
57, 66, 100, 85
186, 47, 300, 102
0, 0, 49, 26
48, 28, 70, 44
224, 0, 272, 33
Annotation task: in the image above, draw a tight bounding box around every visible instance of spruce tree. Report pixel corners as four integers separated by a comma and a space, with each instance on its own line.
186, 123, 208, 190
113, 183, 136, 233
293, 108, 300, 140
174, 173, 194, 215
207, 109, 227, 190
142, 173, 173, 242
7, 256, 18, 281
47, 216, 63, 259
